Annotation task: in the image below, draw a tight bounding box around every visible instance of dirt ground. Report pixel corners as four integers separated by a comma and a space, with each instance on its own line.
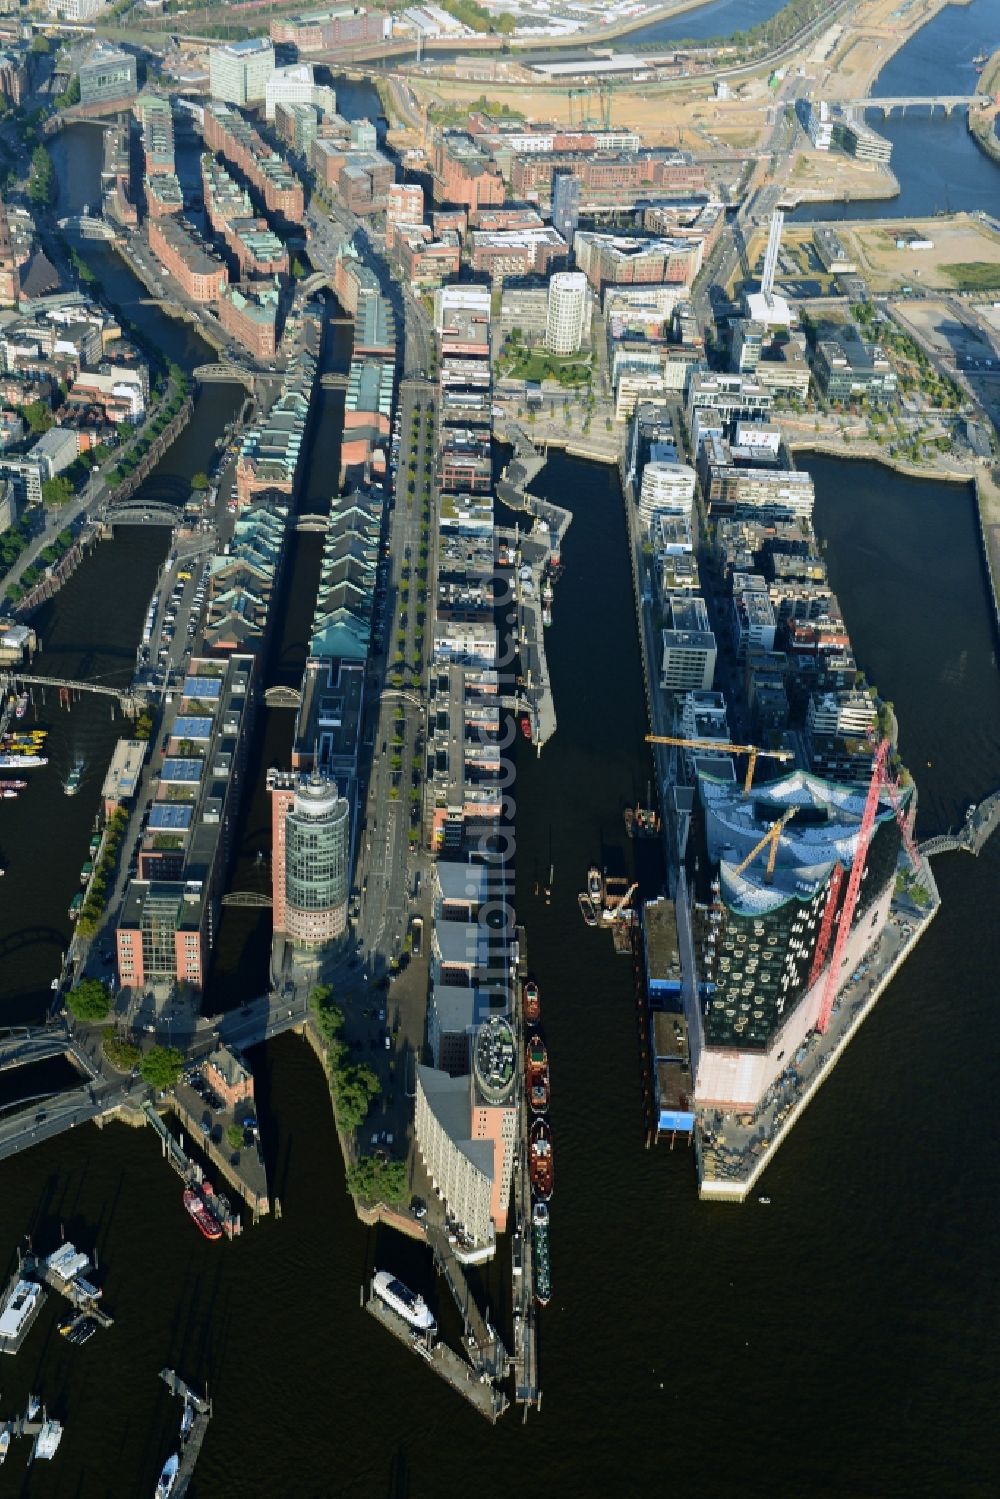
788, 147, 898, 205
895, 297, 1000, 362
819, 0, 961, 101
844, 215, 1000, 293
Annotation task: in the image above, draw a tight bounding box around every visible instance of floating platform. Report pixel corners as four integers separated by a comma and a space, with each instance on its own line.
363, 1286, 508, 1423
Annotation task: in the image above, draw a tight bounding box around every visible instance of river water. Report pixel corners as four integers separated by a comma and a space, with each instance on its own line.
792, 0, 1000, 221
1, 45, 999, 1499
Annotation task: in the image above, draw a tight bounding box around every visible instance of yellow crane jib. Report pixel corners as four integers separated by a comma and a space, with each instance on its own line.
730, 806, 798, 884
644, 735, 794, 793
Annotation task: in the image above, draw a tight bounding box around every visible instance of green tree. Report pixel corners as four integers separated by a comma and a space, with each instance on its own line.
28, 144, 55, 207
346, 1155, 407, 1204
140, 1045, 184, 1090
103, 1034, 141, 1070
42, 475, 74, 508
226, 1123, 244, 1152
30, 34, 50, 54
22, 399, 54, 435
191, 471, 210, 491
66, 978, 111, 1022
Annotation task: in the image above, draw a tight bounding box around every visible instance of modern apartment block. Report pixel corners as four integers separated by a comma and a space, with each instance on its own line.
116, 656, 255, 994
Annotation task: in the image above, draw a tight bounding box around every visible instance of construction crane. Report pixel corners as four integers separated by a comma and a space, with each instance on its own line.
810, 738, 919, 1034
567, 81, 613, 130
605, 882, 638, 921
730, 806, 798, 884
644, 735, 794, 794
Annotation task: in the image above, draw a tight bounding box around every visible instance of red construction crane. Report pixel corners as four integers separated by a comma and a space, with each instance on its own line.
812, 738, 918, 1034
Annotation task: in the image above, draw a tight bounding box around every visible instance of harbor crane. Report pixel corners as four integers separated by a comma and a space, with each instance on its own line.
809, 737, 920, 1034
730, 806, 798, 885
644, 735, 794, 793
605, 882, 638, 921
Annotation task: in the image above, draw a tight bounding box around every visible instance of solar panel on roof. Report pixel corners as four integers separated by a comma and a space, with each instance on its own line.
149, 804, 193, 829
161, 759, 203, 783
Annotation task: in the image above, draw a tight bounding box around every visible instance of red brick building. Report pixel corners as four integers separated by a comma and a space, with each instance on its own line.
432, 134, 504, 210
148, 217, 228, 302
203, 103, 304, 223
510, 150, 706, 204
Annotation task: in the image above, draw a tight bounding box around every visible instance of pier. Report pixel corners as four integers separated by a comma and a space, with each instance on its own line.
363, 1282, 508, 1423
510, 950, 541, 1414
919, 789, 1000, 858
159, 1369, 213, 1497
141, 1103, 244, 1237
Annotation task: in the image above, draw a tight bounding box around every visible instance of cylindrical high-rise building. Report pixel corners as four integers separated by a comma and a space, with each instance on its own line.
270, 771, 350, 950
545, 270, 588, 356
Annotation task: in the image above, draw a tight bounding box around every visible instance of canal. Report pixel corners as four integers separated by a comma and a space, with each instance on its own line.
0, 78, 998, 1499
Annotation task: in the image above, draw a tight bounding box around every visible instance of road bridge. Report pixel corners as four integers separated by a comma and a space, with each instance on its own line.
920, 788, 1000, 858
320, 372, 349, 390
221, 892, 272, 907
848, 93, 986, 115
0, 671, 149, 715
295, 514, 329, 531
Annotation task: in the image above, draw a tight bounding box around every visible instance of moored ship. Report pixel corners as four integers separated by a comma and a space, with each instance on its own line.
587, 865, 603, 906
14, 692, 27, 719
372, 1269, 436, 1333
0, 752, 47, 769
532, 1201, 551, 1306
523, 979, 540, 1024
577, 892, 598, 926
529, 1118, 554, 1201
519, 712, 533, 742
526, 1034, 550, 1115
155, 1452, 179, 1498
183, 1184, 223, 1241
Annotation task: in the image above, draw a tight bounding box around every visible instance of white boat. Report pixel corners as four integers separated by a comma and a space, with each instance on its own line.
155, 1452, 179, 1497
372, 1270, 436, 1333
0, 1425, 10, 1464
33, 1419, 63, 1460
0, 1279, 42, 1343
180, 1399, 193, 1440
26, 1395, 40, 1421
758, 1195, 771, 1205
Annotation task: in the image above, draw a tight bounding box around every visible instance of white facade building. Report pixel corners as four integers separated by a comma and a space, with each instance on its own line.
48, 0, 106, 21
544, 271, 588, 356
264, 63, 336, 121
209, 38, 275, 106
638, 460, 696, 531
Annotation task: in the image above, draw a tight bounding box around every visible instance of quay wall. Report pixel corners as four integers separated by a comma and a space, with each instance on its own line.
698, 890, 941, 1203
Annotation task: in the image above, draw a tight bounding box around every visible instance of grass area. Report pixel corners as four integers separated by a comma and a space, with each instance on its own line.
499, 348, 592, 387
940, 262, 1000, 291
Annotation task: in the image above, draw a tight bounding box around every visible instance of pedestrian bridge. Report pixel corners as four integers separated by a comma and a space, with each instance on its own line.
264, 685, 302, 708
0, 670, 149, 715
295, 514, 328, 532
920, 788, 1000, 858
105, 500, 182, 527
193, 363, 256, 389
